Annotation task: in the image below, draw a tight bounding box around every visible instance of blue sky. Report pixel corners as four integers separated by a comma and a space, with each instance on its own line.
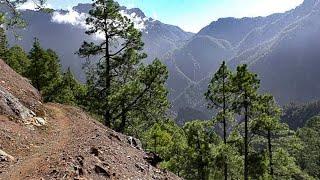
45, 0, 304, 33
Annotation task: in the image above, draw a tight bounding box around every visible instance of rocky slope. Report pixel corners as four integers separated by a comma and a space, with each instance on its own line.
0, 59, 180, 179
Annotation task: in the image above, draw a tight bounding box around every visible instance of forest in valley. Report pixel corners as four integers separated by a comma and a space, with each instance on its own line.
1, 0, 320, 180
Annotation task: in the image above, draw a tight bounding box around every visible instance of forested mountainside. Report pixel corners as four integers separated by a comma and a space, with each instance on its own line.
172, 0, 320, 122
5, 1, 320, 123
7, 3, 193, 80
282, 100, 320, 130
2, 0, 320, 179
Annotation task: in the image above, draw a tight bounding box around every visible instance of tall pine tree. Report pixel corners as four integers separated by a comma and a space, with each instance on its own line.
205, 61, 234, 180
78, 0, 169, 133
251, 94, 282, 178
78, 0, 144, 127
27, 38, 61, 93
231, 64, 260, 180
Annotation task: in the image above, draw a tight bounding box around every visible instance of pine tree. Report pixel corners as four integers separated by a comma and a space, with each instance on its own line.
0, 27, 30, 75
61, 67, 85, 105
112, 59, 169, 133
5, 45, 30, 75
231, 64, 260, 180
78, 0, 144, 127
44, 67, 86, 105
251, 94, 282, 178
27, 38, 61, 93
297, 116, 320, 178
78, 0, 169, 133
27, 38, 46, 90
0, 27, 8, 59
183, 120, 221, 180
205, 61, 234, 180
45, 49, 61, 84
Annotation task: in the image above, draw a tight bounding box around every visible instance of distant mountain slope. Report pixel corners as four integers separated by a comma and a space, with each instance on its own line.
173, 35, 233, 82
165, 35, 234, 98
282, 100, 320, 130
236, 0, 319, 53
173, 0, 320, 123
230, 0, 320, 104
73, 3, 194, 63
198, 16, 280, 46
7, 3, 193, 81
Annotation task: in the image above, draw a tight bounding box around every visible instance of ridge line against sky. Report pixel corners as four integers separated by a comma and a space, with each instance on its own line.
21, 0, 304, 33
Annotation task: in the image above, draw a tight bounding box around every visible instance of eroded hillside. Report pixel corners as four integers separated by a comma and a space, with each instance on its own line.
0, 59, 180, 179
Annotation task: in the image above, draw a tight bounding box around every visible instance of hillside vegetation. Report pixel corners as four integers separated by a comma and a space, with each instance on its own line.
1, 0, 320, 179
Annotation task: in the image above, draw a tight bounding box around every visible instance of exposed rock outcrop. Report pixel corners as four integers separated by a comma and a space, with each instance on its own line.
0, 59, 46, 127
0, 149, 15, 162
0, 59, 44, 113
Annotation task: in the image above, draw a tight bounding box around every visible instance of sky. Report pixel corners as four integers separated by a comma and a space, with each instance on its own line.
41, 0, 304, 33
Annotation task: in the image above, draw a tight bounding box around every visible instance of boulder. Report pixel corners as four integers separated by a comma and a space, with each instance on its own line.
127, 136, 142, 150
0, 149, 15, 162
0, 85, 35, 120
0, 85, 46, 127
144, 152, 163, 167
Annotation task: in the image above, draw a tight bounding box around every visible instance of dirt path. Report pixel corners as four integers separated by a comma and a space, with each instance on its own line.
1, 104, 72, 180
1, 104, 180, 180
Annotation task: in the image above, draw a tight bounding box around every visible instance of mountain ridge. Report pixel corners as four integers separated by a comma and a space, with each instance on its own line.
171, 0, 320, 122
7, 3, 194, 81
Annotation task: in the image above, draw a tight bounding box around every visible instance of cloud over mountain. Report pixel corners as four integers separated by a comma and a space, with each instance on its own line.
8, 3, 193, 83
51, 9, 88, 29
119, 10, 149, 31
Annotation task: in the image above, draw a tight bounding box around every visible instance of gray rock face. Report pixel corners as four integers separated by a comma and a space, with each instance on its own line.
0, 149, 15, 162
0, 85, 35, 120
127, 136, 142, 150
0, 85, 46, 126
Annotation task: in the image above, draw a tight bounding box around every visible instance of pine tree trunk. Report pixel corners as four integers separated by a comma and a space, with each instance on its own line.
268, 130, 274, 177
196, 133, 206, 180
223, 111, 228, 180
104, 30, 111, 127
35, 60, 41, 91
117, 103, 126, 133
222, 67, 228, 180
244, 98, 249, 180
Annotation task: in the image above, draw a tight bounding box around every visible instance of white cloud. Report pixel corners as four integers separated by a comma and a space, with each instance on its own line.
51, 7, 150, 38
51, 9, 104, 40
119, 10, 148, 31
51, 9, 88, 28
